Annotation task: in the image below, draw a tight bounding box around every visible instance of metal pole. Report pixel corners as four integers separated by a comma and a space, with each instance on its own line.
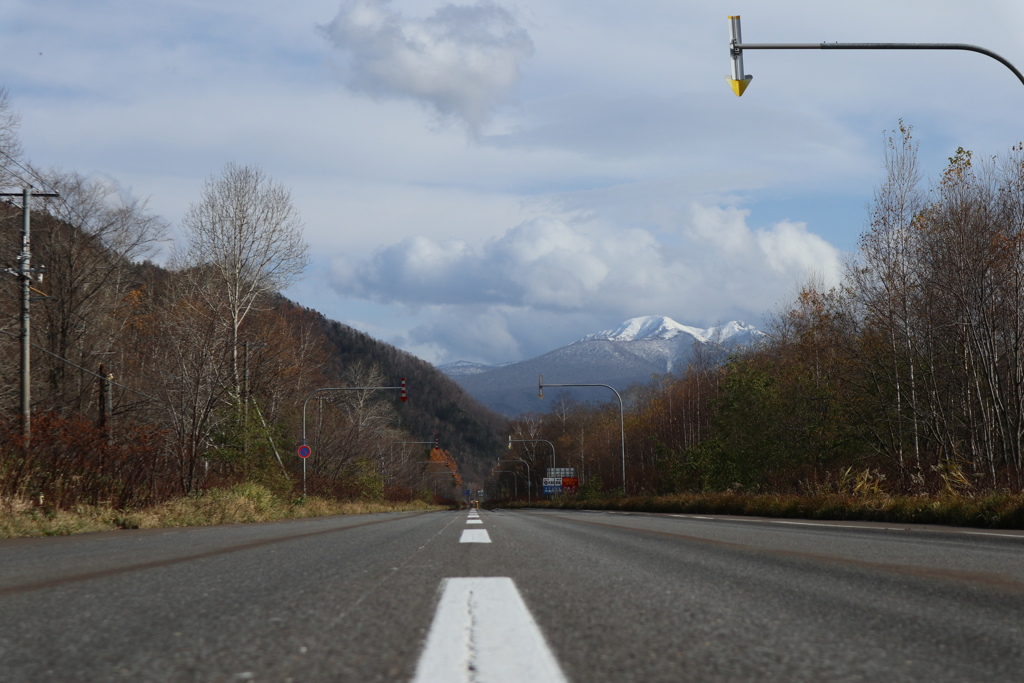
509, 438, 557, 469
19, 187, 30, 443
301, 383, 408, 444
299, 383, 408, 497
736, 42, 1024, 87
540, 377, 626, 494
98, 363, 113, 440
2, 187, 57, 446
495, 459, 532, 503
727, 16, 1024, 93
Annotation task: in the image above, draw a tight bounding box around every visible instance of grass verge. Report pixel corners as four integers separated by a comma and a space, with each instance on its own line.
499, 491, 1024, 529
0, 483, 446, 538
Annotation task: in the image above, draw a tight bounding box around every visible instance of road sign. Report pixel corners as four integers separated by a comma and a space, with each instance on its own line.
543, 477, 562, 495
561, 477, 579, 494
297, 444, 311, 458
547, 467, 576, 478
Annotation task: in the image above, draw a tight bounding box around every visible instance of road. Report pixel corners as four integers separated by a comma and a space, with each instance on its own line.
1, 508, 1023, 682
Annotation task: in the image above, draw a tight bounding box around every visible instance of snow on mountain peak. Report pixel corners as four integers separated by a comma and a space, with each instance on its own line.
703, 320, 762, 342
583, 316, 707, 343
582, 316, 762, 344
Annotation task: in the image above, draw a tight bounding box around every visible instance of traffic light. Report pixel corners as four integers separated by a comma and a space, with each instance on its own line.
727, 15, 753, 96
400, 377, 407, 402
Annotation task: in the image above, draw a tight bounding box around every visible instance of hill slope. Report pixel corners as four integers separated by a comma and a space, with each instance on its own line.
282, 301, 508, 481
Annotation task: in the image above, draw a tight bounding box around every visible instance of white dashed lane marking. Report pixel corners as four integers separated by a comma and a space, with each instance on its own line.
459, 529, 491, 543
412, 577, 568, 683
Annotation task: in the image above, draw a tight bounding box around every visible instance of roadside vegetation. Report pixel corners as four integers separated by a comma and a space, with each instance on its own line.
1, 483, 442, 538
502, 492, 1024, 530
494, 125, 1024, 529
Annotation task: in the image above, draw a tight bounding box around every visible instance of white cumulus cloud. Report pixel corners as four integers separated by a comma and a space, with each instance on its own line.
329, 206, 843, 362
319, 0, 534, 135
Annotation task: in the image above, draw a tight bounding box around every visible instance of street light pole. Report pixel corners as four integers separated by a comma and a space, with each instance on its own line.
299, 380, 408, 496
538, 375, 627, 495
508, 436, 557, 469
495, 458, 532, 503
726, 14, 1024, 96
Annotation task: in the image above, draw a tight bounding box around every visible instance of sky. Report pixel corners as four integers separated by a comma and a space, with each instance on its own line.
2, 0, 1023, 365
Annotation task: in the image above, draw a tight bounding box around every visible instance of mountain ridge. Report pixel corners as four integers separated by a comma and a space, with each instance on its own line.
439, 315, 763, 416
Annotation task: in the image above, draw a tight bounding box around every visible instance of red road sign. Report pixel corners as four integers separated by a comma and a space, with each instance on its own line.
297, 444, 311, 458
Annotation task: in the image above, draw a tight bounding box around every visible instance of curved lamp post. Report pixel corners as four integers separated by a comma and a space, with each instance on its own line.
538, 375, 626, 494
508, 437, 557, 469
726, 14, 1024, 97
298, 380, 407, 496
494, 458, 531, 503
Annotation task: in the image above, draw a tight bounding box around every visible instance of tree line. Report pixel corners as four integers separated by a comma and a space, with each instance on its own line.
500, 126, 1024, 500
0, 88, 504, 509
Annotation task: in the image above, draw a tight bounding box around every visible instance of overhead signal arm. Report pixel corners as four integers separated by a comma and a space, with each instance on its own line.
726, 15, 1024, 97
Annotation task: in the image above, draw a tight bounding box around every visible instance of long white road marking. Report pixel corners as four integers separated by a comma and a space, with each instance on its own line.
460, 529, 491, 543
412, 577, 569, 683
667, 514, 1024, 538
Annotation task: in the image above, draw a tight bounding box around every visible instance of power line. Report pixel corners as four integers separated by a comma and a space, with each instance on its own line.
0, 148, 54, 194
0, 328, 160, 403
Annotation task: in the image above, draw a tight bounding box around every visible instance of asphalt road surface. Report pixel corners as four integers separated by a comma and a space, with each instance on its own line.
1, 508, 1023, 682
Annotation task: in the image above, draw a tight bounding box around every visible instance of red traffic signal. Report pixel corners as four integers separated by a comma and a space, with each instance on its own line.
400, 377, 408, 402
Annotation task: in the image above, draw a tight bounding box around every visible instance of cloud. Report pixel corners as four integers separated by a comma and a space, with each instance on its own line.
329, 206, 843, 362
319, 0, 533, 135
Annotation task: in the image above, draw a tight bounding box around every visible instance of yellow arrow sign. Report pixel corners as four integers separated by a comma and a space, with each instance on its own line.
727, 76, 752, 97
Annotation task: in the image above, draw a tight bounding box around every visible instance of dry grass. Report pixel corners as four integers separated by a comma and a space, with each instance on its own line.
502, 491, 1024, 529
0, 483, 445, 538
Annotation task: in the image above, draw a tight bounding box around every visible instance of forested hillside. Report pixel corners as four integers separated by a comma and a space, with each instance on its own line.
497, 128, 1024, 502
0, 160, 505, 509
287, 301, 508, 483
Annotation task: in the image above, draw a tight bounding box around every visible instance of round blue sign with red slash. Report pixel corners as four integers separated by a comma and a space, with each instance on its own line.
297, 444, 311, 459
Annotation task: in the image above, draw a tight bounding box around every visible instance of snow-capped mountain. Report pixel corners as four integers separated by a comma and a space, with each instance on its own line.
582, 316, 708, 342
440, 316, 763, 416
583, 316, 762, 345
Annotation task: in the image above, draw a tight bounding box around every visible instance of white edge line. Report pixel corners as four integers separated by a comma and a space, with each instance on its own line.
668, 514, 1024, 539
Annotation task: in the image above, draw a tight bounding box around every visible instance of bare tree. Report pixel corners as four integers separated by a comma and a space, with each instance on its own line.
0, 86, 24, 188
30, 171, 167, 413
174, 163, 309, 393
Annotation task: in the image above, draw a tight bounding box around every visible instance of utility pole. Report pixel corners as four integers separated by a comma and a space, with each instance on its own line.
98, 363, 113, 440
2, 187, 58, 445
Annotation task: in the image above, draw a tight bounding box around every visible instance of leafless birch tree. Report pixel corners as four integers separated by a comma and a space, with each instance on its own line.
174, 163, 308, 394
